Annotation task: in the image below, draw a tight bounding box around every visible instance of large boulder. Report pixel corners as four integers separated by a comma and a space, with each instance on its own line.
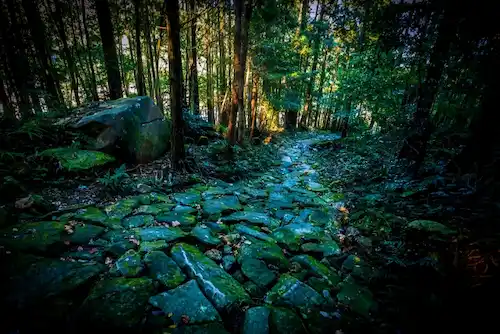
72, 96, 171, 163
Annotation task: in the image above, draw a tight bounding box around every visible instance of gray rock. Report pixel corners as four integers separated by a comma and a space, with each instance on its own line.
73, 96, 170, 163
202, 196, 242, 217
191, 225, 222, 246
133, 226, 186, 242
265, 275, 326, 315
243, 307, 271, 334
144, 251, 186, 288
78, 277, 155, 329
171, 243, 251, 311
172, 192, 201, 206
139, 240, 168, 253
234, 224, 276, 243
149, 280, 221, 324
113, 249, 144, 277
5, 256, 105, 308
237, 239, 289, 270
222, 211, 277, 228
241, 258, 276, 287
222, 255, 236, 272
122, 214, 155, 228
271, 223, 328, 251
269, 307, 307, 334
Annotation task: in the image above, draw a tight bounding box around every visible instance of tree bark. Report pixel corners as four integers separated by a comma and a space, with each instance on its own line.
398, 3, 455, 174
189, 0, 200, 114
206, 11, 215, 124
249, 70, 259, 138
218, 4, 228, 125
54, 0, 80, 106
95, 0, 123, 100
80, 0, 99, 101
133, 0, 146, 96
22, 0, 61, 106
165, 0, 185, 169
228, 0, 243, 146
314, 47, 329, 127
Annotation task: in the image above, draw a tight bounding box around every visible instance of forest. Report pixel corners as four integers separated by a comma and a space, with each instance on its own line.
1, 0, 499, 333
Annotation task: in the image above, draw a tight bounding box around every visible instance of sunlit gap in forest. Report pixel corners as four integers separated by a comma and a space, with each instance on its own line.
0, 0, 499, 333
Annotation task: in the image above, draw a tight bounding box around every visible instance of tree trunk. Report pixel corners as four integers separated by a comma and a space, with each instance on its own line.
145, 12, 157, 101
133, 0, 146, 96
228, 0, 243, 146
118, 39, 129, 97
95, 0, 123, 100
398, 4, 455, 174
301, 3, 325, 127
206, 11, 215, 124
165, 0, 185, 168
82, 1, 98, 100
22, 0, 61, 106
189, 0, 200, 114
249, 70, 259, 138
314, 47, 329, 128
80, 0, 99, 101
218, 4, 228, 125
239, 61, 251, 142
4, 0, 33, 116
54, 0, 80, 106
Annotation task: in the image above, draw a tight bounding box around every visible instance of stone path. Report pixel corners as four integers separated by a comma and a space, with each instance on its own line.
1, 132, 376, 333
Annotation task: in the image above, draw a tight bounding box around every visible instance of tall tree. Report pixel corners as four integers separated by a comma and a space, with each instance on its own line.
218, 4, 228, 125
165, 0, 185, 168
134, 0, 146, 96
398, 1, 455, 173
95, 0, 123, 99
228, 0, 243, 146
80, 0, 99, 101
206, 10, 215, 123
189, 0, 199, 114
22, 0, 61, 106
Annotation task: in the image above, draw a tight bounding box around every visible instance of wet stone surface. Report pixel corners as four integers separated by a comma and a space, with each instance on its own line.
2, 133, 379, 333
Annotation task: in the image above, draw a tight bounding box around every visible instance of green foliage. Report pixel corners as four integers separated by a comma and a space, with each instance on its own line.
98, 164, 129, 192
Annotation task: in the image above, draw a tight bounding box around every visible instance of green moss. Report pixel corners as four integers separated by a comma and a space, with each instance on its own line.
40, 148, 115, 171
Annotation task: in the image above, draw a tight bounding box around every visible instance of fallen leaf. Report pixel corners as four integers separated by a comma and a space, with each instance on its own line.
77, 246, 84, 251
167, 312, 173, 317
64, 240, 71, 245
89, 247, 98, 254
168, 325, 177, 329
105, 257, 113, 265
171, 221, 181, 227
181, 315, 190, 324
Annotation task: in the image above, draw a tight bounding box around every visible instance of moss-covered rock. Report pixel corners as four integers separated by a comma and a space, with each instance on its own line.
172, 192, 202, 206
237, 239, 289, 270
0, 221, 66, 252
171, 243, 251, 311
133, 226, 186, 242
202, 195, 242, 217
337, 276, 375, 318
122, 214, 155, 228
144, 251, 186, 288
234, 224, 276, 243
39, 148, 115, 171
191, 224, 222, 246
222, 211, 278, 228
149, 280, 221, 324
265, 275, 326, 316
301, 241, 341, 257
156, 212, 197, 229
269, 307, 307, 334
271, 223, 328, 251
290, 255, 341, 286
5, 256, 105, 308
243, 306, 271, 334
112, 249, 144, 277
74, 207, 108, 224
136, 203, 175, 215
139, 240, 168, 253
105, 197, 141, 220
241, 258, 276, 287
64, 223, 105, 244
78, 277, 155, 330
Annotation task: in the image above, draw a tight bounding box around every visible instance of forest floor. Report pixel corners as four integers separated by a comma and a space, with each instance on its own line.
0, 130, 489, 333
